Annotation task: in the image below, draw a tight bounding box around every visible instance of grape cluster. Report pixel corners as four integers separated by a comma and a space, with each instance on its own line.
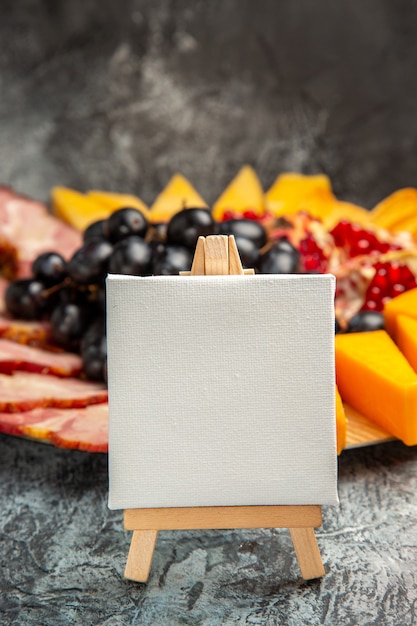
5, 206, 285, 382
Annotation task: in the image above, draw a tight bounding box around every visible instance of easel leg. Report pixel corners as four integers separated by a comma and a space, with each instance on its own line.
289, 527, 325, 580
124, 530, 158, 582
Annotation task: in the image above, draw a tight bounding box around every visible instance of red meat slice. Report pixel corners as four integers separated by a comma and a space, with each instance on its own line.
0, 338, 82, 377
0, 404, 108, 452
0, 187, 82, 279
0, 371, 107, 412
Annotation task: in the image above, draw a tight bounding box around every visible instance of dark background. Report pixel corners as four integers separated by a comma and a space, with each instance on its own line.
1, 0, 417, 209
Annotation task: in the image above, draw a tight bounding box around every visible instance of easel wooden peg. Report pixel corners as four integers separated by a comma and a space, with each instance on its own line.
180, 234, 255, 276
122, 235, 326, 583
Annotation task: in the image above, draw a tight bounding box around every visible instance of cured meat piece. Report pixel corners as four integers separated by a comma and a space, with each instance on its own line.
0, 371, 107, 412
0, 407, 55, 435
50, 403, 108, 452
0, 404, 108, 452
0, 338, 82, 377
0, 315, 52, 347
0, 186, 82, 279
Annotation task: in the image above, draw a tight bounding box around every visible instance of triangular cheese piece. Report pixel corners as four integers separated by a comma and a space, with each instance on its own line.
212, 165, 264, 221
323, 201, 372, 229
149, 174, 207, 223
370, 188, 417, 231
87, 190, 149, 219
396, 314, 417, 373
52, 187, 116, 231
335, 330, 417, 445
383, 287, 417, 340
265, 173, 334, 218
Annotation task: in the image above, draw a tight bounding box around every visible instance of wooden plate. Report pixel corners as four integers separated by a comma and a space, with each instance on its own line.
344, 404, 394, 449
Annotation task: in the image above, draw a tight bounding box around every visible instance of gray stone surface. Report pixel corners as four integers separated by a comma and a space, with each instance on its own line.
2, 2, 417, 624
1, 434, 417, 625
1, 0, 417, 209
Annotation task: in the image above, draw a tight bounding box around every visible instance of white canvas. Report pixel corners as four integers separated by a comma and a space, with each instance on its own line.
106, 273, 338, 510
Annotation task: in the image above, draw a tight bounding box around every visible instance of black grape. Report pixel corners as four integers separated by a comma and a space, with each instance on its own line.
32, 252, 67, 285
105, 207, 148, 242
5, 279, 51, 320
108, 236, 152, 275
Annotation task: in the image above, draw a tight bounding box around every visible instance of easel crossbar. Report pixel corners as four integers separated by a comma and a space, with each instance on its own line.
124, 505, 322, 531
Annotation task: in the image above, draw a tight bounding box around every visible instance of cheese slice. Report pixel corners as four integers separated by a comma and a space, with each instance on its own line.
52, 187, 116, 231
87, 190, 149, 219
323, 201, 372, 229
335, 386, 347, 454
335, 330, 417, 445
383, 287, 417, 340
149, 174, 207, 223
370, 188, 417, 231
212, 165, 264, 221
265, 172, 333, 218
396, 315, 417, 373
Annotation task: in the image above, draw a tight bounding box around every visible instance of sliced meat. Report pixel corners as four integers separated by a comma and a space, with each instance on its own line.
50, 403, 108, 452
0, 315, 52, 347
0, 338, 82, 377
0, 371, 107, 412
0, 404, 108, 452
0, 187, 82, 279
0, 407, 56, 435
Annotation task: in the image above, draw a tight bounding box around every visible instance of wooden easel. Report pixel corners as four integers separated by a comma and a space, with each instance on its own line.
123, 235, 326, 583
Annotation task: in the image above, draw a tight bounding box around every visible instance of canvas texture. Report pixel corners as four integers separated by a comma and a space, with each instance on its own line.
106, 273, 338, 509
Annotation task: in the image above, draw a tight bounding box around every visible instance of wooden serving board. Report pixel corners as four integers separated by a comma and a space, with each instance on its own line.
1, 401, 395, 453
344, 403, 394, 449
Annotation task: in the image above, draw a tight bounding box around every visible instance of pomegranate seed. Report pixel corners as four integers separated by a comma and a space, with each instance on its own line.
363, 300, 379, 311
399, 265, 417, 287
378, 242, 391, 253
330, 220, 352, 247
369, 285, 382, 299
391, 283, 405, 297
243, 210, 259, 220
405, 275, 417, 289
387, 262, 401, 283
373, 268, 388, 289
356, 239, 372, 253
298, 235, 329, 273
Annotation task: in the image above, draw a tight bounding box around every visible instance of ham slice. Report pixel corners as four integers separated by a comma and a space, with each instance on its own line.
0, 404, 108, 452
0, 371, 107, 412
0, 187, 82, 279
0, 338, 82, 377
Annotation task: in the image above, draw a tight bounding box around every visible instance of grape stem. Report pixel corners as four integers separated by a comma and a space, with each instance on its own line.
40, 277, 98, 300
